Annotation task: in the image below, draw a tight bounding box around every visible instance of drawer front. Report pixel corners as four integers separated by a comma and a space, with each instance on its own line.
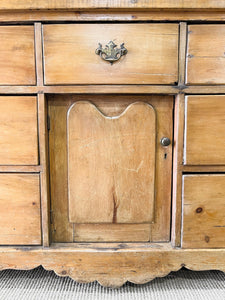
43, 24, 179, 85
186, 25, 225, 85
182, 175, 225, 248
184, 95, 225, 165
0, 174, 41, 245
0, 26, 36, 85
0, 96, 38, 165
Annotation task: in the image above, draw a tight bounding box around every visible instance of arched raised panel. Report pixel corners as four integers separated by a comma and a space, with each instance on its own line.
67, 101, 156, 224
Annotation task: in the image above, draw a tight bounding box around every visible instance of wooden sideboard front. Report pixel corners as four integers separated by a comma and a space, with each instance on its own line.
0, 1, 224, 288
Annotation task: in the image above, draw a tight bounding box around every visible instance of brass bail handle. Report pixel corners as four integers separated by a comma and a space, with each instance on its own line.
95, 41, 128, 65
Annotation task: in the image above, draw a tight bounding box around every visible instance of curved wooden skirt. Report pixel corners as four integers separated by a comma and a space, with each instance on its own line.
0, 243, 224, 288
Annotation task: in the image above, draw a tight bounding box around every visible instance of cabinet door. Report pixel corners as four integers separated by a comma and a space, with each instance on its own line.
49, 95, 173, 242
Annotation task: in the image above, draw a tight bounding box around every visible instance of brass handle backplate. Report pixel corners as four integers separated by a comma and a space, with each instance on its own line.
95, 41, 128, 65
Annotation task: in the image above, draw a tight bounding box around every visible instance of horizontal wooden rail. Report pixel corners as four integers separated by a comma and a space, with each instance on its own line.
1, 1, 225, 11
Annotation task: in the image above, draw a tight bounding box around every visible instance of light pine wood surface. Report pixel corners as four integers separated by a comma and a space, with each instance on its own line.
182, 175, 225, 248
184, 95, 225, 165
0, 3, 225, 288
48, 95, 173, 243
0, 174, 41, 245
1, 1, 225, 10
0, 96, 38, 165
186, 25, 225, 84
0, 26, 36, 85
68, 101, 156, 224
0, 244, 225, 288
43, 24, 178, 85
74, 224, 151, 242
2, 11, 225, 22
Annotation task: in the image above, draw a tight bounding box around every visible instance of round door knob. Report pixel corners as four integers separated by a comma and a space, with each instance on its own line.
160, 137, 171, 147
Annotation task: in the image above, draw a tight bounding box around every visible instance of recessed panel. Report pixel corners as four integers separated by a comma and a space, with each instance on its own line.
68, 101, 156, 224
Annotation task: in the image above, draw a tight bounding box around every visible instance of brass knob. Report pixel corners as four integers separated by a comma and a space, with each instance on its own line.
95, 41, 128, 65
160, 137, 171, 147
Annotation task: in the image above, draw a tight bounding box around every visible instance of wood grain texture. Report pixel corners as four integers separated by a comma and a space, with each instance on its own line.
38, 94, 50, 247
0, 174, 41, 245
0, 96, 38, 165
43, 24, 178, 85
182, 165, 225, 173
182, 175, 225, 249
184, 95, 225, 165
35, 23, 44, 86
2, 85, 225, 95
0, 1, 225, 10
0, 26, 35, 85
178, 23, 187, 85
68, 101, 156, 224
171, 94, 185, 247
74, 224, 151, 242
48, 95, 173, 242
2, 11, 225, 22
186, 25, 225, 85
48, 102, 74, 243
0, 244, 225, 288
44, 85, 178, 94
0, 166, 41, 173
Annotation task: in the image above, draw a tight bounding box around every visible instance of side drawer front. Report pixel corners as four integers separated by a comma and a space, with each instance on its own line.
0, 96, 38, 165
186, 25, 225, 85
0, 174, 41, 245
184, 95, 225, 165
182, 175, 225, 249
0, 26, 36, 85
43, 24, 179, 85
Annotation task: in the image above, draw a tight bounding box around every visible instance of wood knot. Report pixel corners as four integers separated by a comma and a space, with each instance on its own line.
61, 270, 67, 275
205, 235, 210, 243
196, 207, 203, 214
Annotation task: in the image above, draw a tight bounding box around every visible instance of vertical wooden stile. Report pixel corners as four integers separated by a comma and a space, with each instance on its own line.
34, 22, 44, 86
171, 23, 187, 246
35, 23, 49, 246
38, 93, 50, 247
171, 93, 185, 247
178, 22, 187, 86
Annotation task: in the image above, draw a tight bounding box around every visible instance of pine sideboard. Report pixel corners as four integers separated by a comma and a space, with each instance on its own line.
0, 1, 225, 288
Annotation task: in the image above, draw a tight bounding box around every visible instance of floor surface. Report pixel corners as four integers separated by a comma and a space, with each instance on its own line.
0, 267, 224, 299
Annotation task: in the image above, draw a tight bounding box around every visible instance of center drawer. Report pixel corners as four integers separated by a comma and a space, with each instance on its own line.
43, 24, 179, 85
